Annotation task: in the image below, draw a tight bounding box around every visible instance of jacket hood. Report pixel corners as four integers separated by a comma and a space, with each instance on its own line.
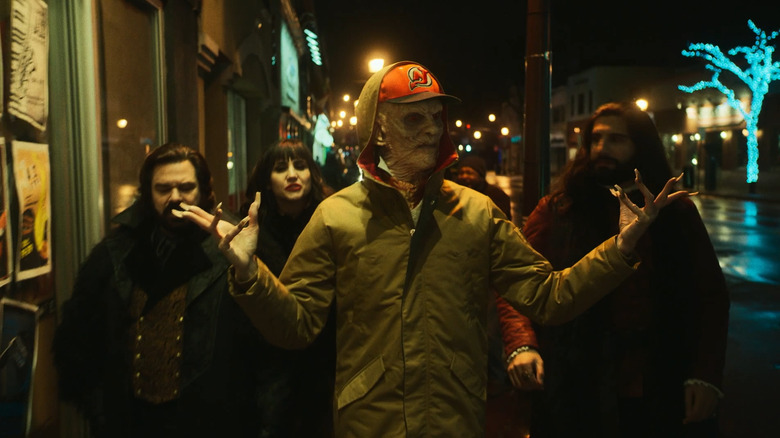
356, 61, 459, 182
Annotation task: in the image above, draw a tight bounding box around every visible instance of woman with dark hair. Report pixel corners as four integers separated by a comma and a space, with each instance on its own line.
242, 139, 335, 437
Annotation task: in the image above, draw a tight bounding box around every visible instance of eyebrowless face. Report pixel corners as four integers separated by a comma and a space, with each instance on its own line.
375, 99, 444, 182
152, 160, 201, 229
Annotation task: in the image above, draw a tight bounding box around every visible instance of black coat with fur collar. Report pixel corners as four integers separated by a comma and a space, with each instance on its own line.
52, 202, 283, 437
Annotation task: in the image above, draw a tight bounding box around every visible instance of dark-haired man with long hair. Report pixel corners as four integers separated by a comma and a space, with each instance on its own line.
500, 102, 730, 438
53, 143, 269, 437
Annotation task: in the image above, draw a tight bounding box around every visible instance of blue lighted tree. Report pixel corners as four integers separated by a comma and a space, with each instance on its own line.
679, 20, 780, 191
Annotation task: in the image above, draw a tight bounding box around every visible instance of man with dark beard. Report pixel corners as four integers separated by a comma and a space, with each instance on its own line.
52, 143, 272, 437
498, 102, 730, 438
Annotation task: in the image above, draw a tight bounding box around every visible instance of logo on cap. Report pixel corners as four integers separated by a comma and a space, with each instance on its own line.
408, 66, 434, 91
378, 62, 459, 104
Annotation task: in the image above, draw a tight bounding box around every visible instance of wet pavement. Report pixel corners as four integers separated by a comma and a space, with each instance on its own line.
491, 167, 780, 438
693, 195, 780, 438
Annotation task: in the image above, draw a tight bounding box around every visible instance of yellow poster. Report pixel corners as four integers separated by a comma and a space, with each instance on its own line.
12, 141, 50, 280
0, 140, 12, 287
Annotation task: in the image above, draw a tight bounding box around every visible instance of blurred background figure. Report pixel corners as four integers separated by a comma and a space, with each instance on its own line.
455, 155, 511, 218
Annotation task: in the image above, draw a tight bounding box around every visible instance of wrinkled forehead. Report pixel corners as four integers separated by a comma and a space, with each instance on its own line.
378, 98, 443, 120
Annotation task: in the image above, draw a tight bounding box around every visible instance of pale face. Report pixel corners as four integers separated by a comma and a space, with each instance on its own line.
589, 115, 637, 185
270, 157, 312, 214
376, 99, 444, 182
151, 160, 201, 229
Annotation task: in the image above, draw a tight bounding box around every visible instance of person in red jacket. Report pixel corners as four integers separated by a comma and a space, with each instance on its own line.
497, 101, 730, 438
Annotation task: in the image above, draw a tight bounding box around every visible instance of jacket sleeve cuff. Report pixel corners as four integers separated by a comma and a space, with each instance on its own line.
684, 378, 724, 399
228, 256, 263, 296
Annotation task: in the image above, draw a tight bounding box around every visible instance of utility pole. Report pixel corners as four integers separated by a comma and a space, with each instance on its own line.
522, 0, 551, 219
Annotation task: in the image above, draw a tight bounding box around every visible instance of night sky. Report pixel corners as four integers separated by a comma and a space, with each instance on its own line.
315, 0, 777, 123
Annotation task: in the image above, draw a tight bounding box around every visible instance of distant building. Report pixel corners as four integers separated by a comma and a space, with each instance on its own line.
550, 65, 779, 182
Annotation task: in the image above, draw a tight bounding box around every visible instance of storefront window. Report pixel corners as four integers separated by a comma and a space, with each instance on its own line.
98, 0, 164, 219
226, 90, 247, 212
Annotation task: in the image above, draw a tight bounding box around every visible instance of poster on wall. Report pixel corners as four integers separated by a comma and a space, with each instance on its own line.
279, 21, 300, 114
0, 140, 13, 288
8, 0, 49, 131
11, 142, 50, 281
0, 297, 38, 437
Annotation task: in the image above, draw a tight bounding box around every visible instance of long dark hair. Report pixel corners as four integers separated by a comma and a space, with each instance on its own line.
138, 142, 215, 214
551, 101, 673, 211
241, 139, 325, 216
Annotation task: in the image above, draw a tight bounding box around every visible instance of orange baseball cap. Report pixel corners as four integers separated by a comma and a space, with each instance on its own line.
378, 62, 461, 104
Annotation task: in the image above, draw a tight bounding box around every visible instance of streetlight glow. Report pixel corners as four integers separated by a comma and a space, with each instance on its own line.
368, 58, 385, 73
488, 114, 496, 122
635, 99, 649, 111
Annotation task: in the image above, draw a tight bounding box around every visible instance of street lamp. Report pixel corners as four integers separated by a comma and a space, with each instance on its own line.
368, 58, 385, 73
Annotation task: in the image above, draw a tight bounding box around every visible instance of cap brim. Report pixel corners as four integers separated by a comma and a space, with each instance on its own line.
386, 91, 461, 104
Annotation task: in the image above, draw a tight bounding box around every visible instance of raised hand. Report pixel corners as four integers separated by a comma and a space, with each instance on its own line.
175, 192, 262, 282
612, 169, 693, 256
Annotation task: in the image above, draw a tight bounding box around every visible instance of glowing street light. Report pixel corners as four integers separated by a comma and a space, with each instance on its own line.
368, 58, 385, 73
635, 98, 649, 111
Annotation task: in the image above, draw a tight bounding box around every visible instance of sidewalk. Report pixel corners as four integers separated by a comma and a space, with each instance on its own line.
694, 166, 780, 203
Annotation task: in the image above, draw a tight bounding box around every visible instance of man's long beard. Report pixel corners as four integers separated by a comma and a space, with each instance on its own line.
589, 156, 636, 186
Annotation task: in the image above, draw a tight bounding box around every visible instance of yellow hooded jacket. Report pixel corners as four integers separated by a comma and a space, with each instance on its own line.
231, 61, 638, 437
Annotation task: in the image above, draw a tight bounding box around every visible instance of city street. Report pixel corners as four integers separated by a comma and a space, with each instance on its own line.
494, 174, 780, 437
694, 196, 780, 438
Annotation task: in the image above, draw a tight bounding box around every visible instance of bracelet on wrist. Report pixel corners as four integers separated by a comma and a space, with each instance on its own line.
506, 345, 536, 364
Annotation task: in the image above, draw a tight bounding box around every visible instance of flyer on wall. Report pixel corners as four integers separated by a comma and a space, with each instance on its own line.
0, 140, 13, 288
11, 141, 50, 281
8, 0, 48, 131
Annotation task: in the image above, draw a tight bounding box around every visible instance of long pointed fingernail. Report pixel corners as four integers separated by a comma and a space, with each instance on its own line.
238, 216, 250, 229
180, 202, 193, 211
171, 209, 184, 218
216, 202, 222, 211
